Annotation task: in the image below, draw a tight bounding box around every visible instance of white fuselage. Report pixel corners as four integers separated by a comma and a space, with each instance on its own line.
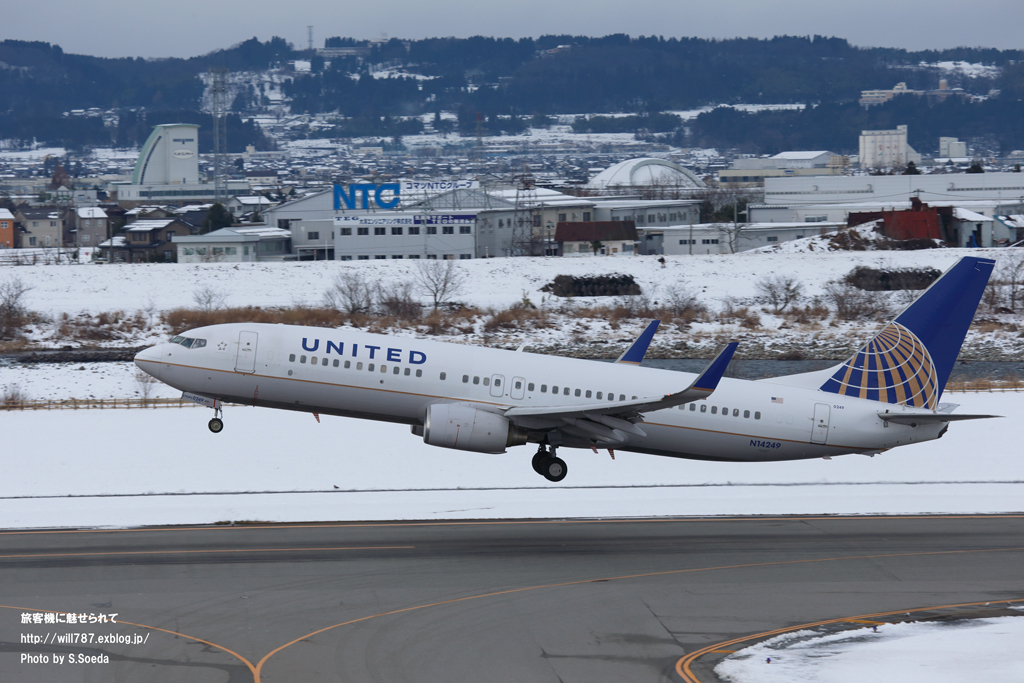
135, 323, 945, 463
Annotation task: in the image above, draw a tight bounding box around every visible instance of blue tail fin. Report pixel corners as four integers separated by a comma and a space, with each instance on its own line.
819, 257, 994, 409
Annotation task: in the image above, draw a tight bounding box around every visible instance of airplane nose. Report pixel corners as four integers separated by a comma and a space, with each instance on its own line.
134, 345, 160, 371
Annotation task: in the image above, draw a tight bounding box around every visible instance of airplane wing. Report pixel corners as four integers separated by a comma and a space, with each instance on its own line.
505, 342, 738, 425
614, 320, 660, 364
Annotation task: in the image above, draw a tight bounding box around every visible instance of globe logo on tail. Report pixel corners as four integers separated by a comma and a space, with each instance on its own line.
820, 322, 938, 409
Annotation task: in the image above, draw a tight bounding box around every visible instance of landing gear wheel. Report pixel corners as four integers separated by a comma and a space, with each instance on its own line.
208, 417, 224, 433
532, 450, 549, 475
542, 456, 567, 482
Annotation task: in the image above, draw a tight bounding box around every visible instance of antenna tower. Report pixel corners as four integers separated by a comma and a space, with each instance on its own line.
209, 67, 228, 204
307, 26, 314, 51
511, 163, 538, 256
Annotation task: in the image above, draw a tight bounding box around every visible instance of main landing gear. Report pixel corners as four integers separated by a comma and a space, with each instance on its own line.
208, 406, 224, 433
532, 445, 567, 482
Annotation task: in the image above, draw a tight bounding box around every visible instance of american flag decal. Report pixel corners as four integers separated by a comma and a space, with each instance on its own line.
771, 397, 783, 404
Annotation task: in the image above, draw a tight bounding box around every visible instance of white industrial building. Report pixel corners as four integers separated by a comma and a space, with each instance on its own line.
760, 173, 1024, 213
859, 125, 921, 170
719, 151, 847, 187
333, 212, 476, 260
111, 123, 248, 204
639, 222, 845, 255
173, 227, 291, 263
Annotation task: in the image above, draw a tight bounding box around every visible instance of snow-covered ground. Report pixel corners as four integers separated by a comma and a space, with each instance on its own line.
717, 614, 1024, 683
4, 248, 1023, 358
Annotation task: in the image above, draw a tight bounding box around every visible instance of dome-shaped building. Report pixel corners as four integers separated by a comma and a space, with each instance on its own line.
586, 158, 705, 191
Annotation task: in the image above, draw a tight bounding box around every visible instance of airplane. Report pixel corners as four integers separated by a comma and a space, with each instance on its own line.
135, 256, 998, 482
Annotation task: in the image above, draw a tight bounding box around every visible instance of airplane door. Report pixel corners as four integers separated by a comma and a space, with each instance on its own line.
811, 403, 830, 444
489, 374, 505, 398
235, 331, 258, 373
510, 377, 526, 400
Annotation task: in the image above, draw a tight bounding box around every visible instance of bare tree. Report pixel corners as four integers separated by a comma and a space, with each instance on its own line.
135, 370, 158, 400
999, 250, 1024, 312
415, 259, 465, 310
755, 274, 804, 314
0, 276, 31, 339
663, 282, 707, 318
375, 281, 422, 319
323, 270, 374, 315
823, 281, 890, 321
192, 285, 226, 312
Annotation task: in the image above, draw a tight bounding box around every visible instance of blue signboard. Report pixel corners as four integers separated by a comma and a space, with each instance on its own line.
334, 183, 401, 210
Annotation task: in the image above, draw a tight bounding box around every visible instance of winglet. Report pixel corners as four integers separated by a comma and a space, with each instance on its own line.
691, 341, 738, 392
615, 320, 660, 364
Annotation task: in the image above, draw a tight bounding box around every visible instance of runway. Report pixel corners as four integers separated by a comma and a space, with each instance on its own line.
2, 515, 1024, 682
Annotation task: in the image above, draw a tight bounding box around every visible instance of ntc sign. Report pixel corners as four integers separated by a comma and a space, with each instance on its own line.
334, 183, 400, 210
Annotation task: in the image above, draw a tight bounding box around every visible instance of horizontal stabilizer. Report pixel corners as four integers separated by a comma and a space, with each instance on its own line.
877, 412, 1001, 425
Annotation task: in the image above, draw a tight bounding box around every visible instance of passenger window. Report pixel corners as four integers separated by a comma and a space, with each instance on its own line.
743, 410, 750, 418
552, 386, 558, 394
368, 364, 375, 372
596, 392, 603, 399
289, 354, 296, 362
333, 359, 339, 367
440, 372, 446, 380
632, 396, 638, 400
528, 383, 534, 391
701, 405, 707, 413
404, 368, 410, 376
381, 365, 387, 373
473, 376, 480, 385
563, 387, 569, 395
494, 378, 502, 387
300, 355, 307, 364
733, 409, 739, 417
393, 366, 400, 375
721, 407, 727, 415
483, 377, 490, 386
311, 356, 317, 365
357, 362, 363, 370
575, 389, 582, 397
344, 360, 351, 369
322, 358, 329, 366
609, 393, 615, 401
754, 411, 761, 420
514, 381, 522, 390
585, 390, 592, 398
415, 369, 422, 377
619, 394, 625, 401
689, 404, 696, 411
541, 385, 547, 393
463, 375, 470, 383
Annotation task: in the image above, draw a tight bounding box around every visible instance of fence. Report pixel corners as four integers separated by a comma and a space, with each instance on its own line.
0, 397, 204, 411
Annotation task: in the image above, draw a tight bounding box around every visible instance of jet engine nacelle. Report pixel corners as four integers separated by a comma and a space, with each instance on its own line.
422, 403, 528, 453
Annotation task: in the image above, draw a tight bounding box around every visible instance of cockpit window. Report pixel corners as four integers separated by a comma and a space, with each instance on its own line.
170, 336, 207, 349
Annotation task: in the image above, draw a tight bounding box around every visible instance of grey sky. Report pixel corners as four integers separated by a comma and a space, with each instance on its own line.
8, 0, 1022, 59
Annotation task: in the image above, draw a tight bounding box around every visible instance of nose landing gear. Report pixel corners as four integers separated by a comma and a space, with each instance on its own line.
208, 406, 224, 433
532, 445, 567, 482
